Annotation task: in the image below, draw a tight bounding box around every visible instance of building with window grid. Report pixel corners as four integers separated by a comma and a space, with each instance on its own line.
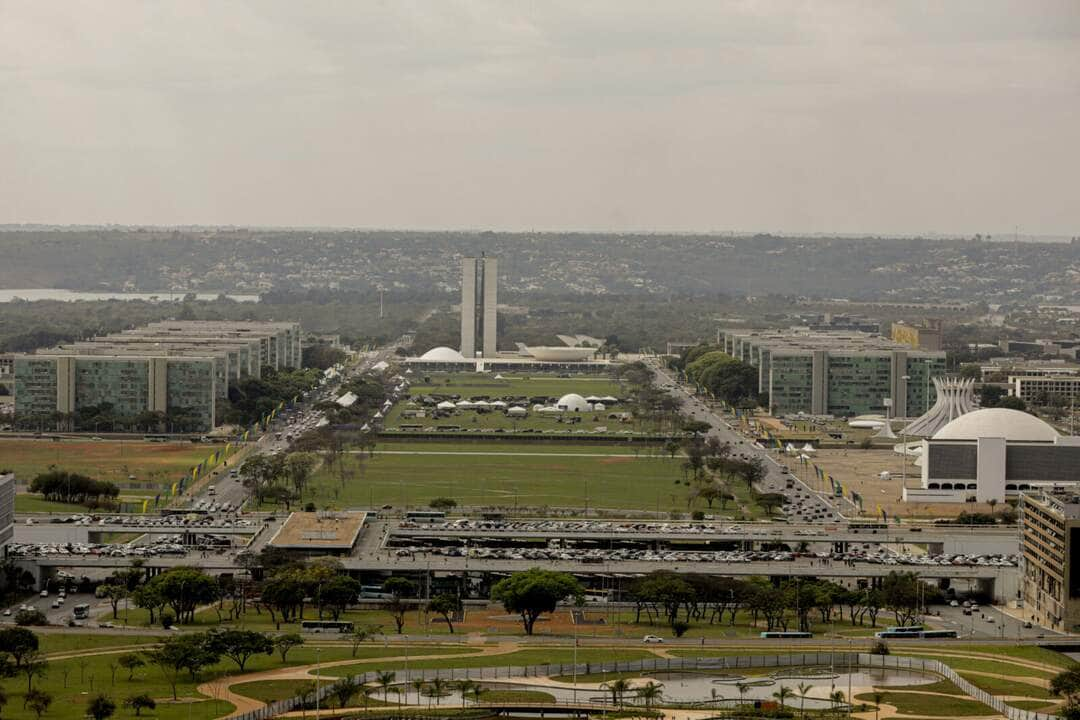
1019, 491, 1080, 633
12, 320, 300, 432
717, 329, 946, 417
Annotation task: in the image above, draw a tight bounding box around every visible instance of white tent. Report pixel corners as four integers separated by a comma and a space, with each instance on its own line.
455, 400, 473, 408
784, 443, 797, 455
585, 395, 602, 403
490, 400, 508, 408
371, 360, 389, 372
373, 411, 383, 419
593, 403, 606, 411
494, 374, 504, 380
436, 401, 456, 410
507, 406, 527, 417
601, 396, 618, 404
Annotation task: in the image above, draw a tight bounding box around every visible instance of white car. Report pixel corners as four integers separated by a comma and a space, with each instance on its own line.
642, 635, 665, 644
39, 590, 48, 598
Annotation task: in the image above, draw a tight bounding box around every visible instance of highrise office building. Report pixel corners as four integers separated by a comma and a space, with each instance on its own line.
460, 256, 498, 358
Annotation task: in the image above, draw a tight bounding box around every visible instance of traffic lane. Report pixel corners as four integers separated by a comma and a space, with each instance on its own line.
932, 603, 1050, 640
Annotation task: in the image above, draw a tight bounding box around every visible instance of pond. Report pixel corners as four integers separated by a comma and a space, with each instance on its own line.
392, 667, 938, 708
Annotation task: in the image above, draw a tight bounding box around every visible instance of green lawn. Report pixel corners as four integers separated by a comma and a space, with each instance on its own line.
903, 654, 1054, 679
230, 680, 312, 704
884, 678, 965, 695
958, 672, 1054, 699
961, 645, 1076, 669
406, 373, 625, 401
0, 438, 224, 491
301, 441, 714, 514
38, 633, 165, 654
481, 689, 556, 703
0, 640, 481, 720
318, 649, 655, 678
1007, 700, 1060, 711
854, 692, 997, 717
14, 496, 91, 513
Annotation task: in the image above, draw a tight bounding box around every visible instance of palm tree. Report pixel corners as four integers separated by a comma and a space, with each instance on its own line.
735, 682, 751, 707
423, 678, 450, 707
375, 671, 396, 703
410, 678, 426, 705
831, 689, 847, 715
798, 682, 813, 718
872, 691, 885, 720
636, 681, 664, 709
468, 685, 489, 706
456, 680, 477, 705
601, 678, 632, 707
773, 684, 793, 710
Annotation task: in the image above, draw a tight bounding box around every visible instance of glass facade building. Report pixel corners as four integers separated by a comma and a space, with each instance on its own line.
719, 328, 946, 417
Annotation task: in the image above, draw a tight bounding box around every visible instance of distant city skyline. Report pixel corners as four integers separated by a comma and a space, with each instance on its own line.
2, 1, 1078, 235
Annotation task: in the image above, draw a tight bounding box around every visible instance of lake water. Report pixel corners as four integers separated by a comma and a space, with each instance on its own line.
0, 289, 259, 303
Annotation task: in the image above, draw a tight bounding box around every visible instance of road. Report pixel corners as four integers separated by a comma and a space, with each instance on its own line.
649, 361, 844, 523
181, 341, 404, 512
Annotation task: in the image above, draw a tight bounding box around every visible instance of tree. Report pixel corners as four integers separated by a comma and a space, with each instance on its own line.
24, 689, 51, 719
735, 682, 750, 707
0, 687, 7, 718
273, 633, 304, 663
410, 678, 427, 705
635, 681, 664, 709
773, 684, 793, 709
997, 395, 1027, 411
383, 577, 417, 634
99, 584, 128, 620
872, 691, 884, 720
321, 576, 363, 621
145, 634, 220, 699
601, 678, 632, 707
209, 630, 273, 672
348, 625, 381, 658
14, 610, 47, 627
146, 567, 219, 624
123, 695, 155, 717
20, 650, 47, 692
284, 452, 319, 499
87, 694, 116, 720
0, 627, 39, 669
330, 678, 359, 709
798, 682, 812, 718
375, 671, 397, 703
117, 654, 144, 681
428, 594, 463, 634
429, 497, 457, 511
491, 568, 584, 636
882, 572, 921, 626
1052, 667, 1080, 710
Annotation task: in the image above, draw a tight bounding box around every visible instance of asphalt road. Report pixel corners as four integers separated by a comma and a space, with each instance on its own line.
649, 362, 844, 522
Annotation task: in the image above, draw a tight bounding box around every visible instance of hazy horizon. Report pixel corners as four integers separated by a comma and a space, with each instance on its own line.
2, 1, 1078, 235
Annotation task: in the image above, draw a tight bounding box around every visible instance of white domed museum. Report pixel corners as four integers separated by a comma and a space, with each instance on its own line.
904, 406, 1080, 505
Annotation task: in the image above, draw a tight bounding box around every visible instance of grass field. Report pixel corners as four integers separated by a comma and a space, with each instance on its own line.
854, 692, 996, 717
389, 371, 651, 435
957, 672, 1054, 699
317, 648, 655, 678
1, 438, 225, 510
406, 373, 625, 401
299, 441, 763, 516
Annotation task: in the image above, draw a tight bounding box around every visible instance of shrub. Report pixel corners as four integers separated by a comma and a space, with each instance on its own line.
14, 610, 47, 627
870, 639, 890, 655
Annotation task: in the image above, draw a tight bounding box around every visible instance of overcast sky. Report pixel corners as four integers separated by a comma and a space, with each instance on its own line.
1, 1, 1078, 235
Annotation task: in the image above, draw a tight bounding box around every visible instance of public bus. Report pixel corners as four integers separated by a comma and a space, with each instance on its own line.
301, 620, 355, 634
359, 585, 394, 600
72, 604, 91, 620
759, 631, 813, 639
404, 510, 446, 523
875, 628, 957, 639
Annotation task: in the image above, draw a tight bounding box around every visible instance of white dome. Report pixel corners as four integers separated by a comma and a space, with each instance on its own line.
507, 406, 527, 416
556, 393, 591, 412
932, 408, 1059, 442
419, 346, 468, 362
